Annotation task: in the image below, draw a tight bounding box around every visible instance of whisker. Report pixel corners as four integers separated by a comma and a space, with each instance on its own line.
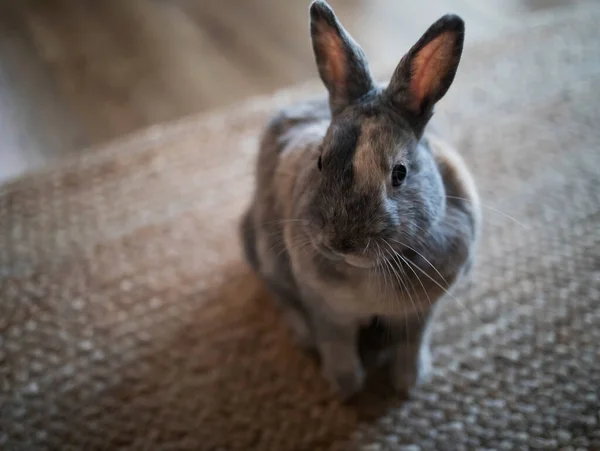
381, 246, 400, 322
277, 237, 314, 259
377, 243, 392, 310
380, 241, 411, 355
295, 240, 317, 260
363, 237, 372, 255
374, 244, 395, 347
379, 243, 410, 320
370, 242, 384, 302
267, 237, 286, 255
402, 256, 481, 323
445, 195, 530, 229
388, 238, 451, 289
382, 239, 422, 324
398, 251, 434, 311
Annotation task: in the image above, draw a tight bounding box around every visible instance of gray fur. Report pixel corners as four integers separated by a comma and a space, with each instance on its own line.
240, 1, 480, 399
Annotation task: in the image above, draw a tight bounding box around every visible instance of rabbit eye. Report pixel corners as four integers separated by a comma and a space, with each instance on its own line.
392, 164, 407, 187
317, 155, 323, 171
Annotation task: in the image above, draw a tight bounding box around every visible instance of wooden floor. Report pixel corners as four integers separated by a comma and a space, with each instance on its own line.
0, 0, 583, 183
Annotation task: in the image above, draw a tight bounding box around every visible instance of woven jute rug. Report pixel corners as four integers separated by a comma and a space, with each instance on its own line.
2, 5, 600, 451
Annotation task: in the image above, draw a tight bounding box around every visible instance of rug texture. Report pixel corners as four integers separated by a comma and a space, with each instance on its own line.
1, 5, 600, 451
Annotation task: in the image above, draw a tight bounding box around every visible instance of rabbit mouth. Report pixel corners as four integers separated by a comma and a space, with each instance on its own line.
310, 236, 377, 268
314, 243, 344, 262
320, 248, 376, 269
317, 247, 375, 269
315, 245, 376, 269
342, 254, 376, 269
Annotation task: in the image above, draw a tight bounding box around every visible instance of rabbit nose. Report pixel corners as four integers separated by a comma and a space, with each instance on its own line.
319, 241, 343, 261
321, 241, 334, 252
331, 237, 354, 254
315, 234, 339, 255
322, 240, 341, 256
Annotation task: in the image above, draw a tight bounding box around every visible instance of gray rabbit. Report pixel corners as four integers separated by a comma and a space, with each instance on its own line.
241, 0, 480, 399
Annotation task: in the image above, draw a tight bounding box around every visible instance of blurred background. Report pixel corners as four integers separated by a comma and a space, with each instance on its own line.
0, 0, 586, 184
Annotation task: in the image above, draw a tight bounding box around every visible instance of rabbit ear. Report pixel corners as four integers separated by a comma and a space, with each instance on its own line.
310, 1, 374, 114
386, 15, 464, 121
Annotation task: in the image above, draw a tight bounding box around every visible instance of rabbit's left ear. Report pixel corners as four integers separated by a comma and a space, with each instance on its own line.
386, 15, 464, 121
310, 1, 375, 114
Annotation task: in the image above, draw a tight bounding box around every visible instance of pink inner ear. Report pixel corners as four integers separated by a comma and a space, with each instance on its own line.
317, 27, 347, 94
410, 32, 456, 110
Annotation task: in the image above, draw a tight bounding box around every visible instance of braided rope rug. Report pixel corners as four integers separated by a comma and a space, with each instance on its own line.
2, 5, 600, 451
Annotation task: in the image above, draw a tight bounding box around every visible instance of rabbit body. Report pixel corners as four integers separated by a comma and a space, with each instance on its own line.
241, 1, 480, 399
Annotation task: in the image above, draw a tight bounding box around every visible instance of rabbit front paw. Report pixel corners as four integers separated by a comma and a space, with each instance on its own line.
323, 361, 365, 400
321, 348, 365, 400
390, 343, 432, 395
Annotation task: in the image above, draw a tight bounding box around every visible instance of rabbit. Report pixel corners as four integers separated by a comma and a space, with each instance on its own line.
240, 0, 481, 400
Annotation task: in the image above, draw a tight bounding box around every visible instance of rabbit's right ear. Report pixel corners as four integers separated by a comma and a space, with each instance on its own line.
310, 1, 375, 114
386, 15, 464, 129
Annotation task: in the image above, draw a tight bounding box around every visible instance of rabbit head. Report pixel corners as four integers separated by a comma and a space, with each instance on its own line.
299, 1, 465, 268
